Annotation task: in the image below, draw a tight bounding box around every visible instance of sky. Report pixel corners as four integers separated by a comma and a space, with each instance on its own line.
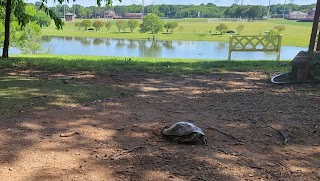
25, 0, 318, 7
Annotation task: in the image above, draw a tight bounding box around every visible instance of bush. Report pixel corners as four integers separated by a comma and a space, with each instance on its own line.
93, 20, 105, 31
80, 20, 92, 31
216, 23, 228, 34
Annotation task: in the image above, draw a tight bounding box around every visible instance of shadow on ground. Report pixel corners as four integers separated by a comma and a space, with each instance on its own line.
0, 70, 319, 180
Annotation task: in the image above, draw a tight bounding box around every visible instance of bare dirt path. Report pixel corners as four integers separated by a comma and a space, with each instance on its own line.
0, 70, 319, 181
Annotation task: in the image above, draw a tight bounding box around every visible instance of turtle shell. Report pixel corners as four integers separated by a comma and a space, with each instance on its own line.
161, 122, 205, 136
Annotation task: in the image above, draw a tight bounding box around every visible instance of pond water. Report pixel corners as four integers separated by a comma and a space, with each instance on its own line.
9, 36, 307, 60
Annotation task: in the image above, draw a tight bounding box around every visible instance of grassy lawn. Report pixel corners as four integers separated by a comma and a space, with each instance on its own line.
4, 55, 291, 74
42, 18, 312, 47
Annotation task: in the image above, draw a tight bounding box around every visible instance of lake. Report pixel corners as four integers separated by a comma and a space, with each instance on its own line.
9, 36, 307, 60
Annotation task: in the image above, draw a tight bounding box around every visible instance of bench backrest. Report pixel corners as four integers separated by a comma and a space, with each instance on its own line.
228, 35, 282, 61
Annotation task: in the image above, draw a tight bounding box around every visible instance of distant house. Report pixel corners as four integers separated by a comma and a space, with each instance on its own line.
287, 11, 307, 20
103, 10, 142, 19
296, 8, 316, 22
104, 10, 117, 19
65, 13, 76, 22
122, 13, 142, 19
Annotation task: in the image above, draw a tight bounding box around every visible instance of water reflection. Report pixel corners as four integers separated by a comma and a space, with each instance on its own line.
116, 39, 126, 48
139, 41, 162, 57
128, 40, 138, 49
93, 38, 104, 45
79, 38, 91, 46
162, 41, 175, 49
105, 39, 111, 46
37, 36, 307, 60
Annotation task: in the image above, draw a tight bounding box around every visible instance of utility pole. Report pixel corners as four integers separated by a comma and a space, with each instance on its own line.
283, 0, 286, 19
64, 0, 66, 21
141, 0, 144, 20
267, 0, 271, 21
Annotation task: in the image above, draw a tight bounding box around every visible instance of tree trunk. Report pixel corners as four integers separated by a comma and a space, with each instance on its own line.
2, 0, 12, 58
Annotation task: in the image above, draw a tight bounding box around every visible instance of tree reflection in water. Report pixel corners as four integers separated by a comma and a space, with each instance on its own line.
116, 39, 126, 48
162, 41, 175, 49
93, 38, 104, 45
128, 40, 138, 49
139, 40, 162, 57
79, 37, 91, 46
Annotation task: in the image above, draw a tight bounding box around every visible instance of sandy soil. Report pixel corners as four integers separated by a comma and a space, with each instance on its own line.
0, 70, 319, 181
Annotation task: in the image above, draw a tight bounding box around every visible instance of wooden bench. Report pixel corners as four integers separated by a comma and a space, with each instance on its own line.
290, 51, 320, 79
228, 35, 282, 61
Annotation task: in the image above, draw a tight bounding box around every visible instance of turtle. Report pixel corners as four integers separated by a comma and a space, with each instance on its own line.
161, 121, 207, 145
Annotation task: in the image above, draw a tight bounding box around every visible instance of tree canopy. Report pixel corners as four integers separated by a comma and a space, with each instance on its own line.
1, 0, 122, 58
140, 14, 164, 40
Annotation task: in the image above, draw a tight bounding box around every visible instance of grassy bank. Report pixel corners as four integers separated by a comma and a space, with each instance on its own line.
3, 55, 291, 75
42, 18, 312, 47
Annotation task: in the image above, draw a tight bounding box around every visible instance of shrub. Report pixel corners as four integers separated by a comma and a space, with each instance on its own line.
216, 23, 228, 34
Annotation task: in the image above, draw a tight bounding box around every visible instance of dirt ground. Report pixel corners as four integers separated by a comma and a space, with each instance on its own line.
0, 70, 319, 181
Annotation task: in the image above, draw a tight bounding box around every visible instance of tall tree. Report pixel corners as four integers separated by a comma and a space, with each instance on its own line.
139, 13, 164, 40
1, 0, 121, 58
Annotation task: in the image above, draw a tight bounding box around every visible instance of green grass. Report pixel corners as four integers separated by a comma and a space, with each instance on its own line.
3, 55, 291, 74
42, 18, 312, 47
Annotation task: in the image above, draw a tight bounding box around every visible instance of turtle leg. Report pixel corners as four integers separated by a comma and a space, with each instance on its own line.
201, 136, 208, 145
173, 136, 182, 144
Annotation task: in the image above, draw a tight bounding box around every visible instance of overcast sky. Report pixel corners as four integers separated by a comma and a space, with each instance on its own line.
25, 0, 317, 7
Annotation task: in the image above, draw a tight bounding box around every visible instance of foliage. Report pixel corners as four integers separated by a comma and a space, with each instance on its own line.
92, 20, 104, 31
115, 20, 126, 32
32, 10, 51, 28
236, 25, 244, 34
216, 23, 228, 34
140, 13, 164, 40
179, 26, 184, 32
127, 19, 139, 33
75, 22, 81, 30
80, 20, 92, 31
1, 0, 121, 58
14, 22, 46, 54
164, 22, 179, 33
105, 21, 112, 32
274, 26, 286, 33
247, 6, 264, 19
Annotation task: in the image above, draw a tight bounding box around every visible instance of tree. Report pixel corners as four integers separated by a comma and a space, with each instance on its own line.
216, 23, 228, 34
127, 19, 139, 32
247, 6, 263, 20
139, 13, 164, 40
33, 10, 51, 28
105, 21, 112, 32
80, 20, 92, 31
236, 25, 244, 34
14, 22, 44, 54
115, 20, 126, 32
164, 22, 178, 33
75, 22, 81, 30
1, 0, 120, 58
93, 20, 104, 31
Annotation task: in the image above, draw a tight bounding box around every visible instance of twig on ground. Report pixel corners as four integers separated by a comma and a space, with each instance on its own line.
110, 146, 146, 160
207, 126, 241, 141
268, 126, 289, 145
59, 131, 80, 137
